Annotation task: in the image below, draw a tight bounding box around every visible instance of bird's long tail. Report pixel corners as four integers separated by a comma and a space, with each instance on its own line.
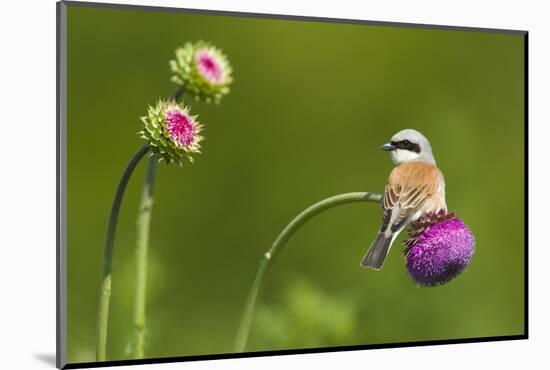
361, 232, 394, 270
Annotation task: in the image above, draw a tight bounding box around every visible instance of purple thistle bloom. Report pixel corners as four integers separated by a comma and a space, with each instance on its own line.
139, 100, 203, 165
195, 49, 223, 85
165, 108, 197, 148
405, 214, 475, 287
170, 41, 233, 103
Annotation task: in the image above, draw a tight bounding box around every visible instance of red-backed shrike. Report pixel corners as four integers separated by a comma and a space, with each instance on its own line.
361, 129, 447, 270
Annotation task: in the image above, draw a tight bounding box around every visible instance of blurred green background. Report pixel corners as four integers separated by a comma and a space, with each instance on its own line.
66, 4, 525, 364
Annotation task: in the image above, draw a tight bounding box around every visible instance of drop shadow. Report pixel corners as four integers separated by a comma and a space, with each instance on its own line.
34, 353, 57, 367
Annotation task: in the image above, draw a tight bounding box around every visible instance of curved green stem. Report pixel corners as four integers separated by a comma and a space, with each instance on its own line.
233, 192, 382, 352
96, 144, 150, 361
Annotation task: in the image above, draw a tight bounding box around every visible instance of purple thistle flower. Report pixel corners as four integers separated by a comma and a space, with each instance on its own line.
405, 213, 475, 287
170, 41, 233, 103
195, 49, 223, 85
165, 108, 197, 148
139, 100, 203, 165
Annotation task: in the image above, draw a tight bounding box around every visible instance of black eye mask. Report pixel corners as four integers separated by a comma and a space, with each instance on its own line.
391, 140, 421, 153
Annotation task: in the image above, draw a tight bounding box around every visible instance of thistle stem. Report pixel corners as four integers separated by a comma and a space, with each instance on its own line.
131, 155, 157, 358
233, 192, 382, 352
170, 86, 184, 101
131, 86, 185, 359
96, 144, 150, 361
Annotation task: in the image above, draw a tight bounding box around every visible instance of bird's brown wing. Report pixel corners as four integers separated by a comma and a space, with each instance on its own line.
381, 162, 440, 233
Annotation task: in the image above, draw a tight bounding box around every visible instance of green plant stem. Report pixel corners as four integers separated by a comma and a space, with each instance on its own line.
233, 192, 382, 352
131, 155, 157, 359
96, 144, 150, 361
131, 85, 185, 359
170, 85, 184, 101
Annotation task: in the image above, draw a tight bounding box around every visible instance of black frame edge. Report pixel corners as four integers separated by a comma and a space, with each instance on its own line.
63, 335, 528, 369
57, 1, 68, 369
62, 0, 527, 35
523, 32, 529, 338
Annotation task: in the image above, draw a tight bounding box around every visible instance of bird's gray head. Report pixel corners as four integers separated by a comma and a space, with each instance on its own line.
381, 129, 435, 165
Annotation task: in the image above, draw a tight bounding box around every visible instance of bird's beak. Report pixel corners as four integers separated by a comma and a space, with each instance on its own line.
381, 143, 396, 151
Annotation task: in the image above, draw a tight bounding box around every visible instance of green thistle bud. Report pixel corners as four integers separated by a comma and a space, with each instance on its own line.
139, 100, 204, 165
169, 41, 233, 103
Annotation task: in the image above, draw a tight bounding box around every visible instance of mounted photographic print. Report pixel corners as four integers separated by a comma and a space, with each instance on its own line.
56, 1, 528, 368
